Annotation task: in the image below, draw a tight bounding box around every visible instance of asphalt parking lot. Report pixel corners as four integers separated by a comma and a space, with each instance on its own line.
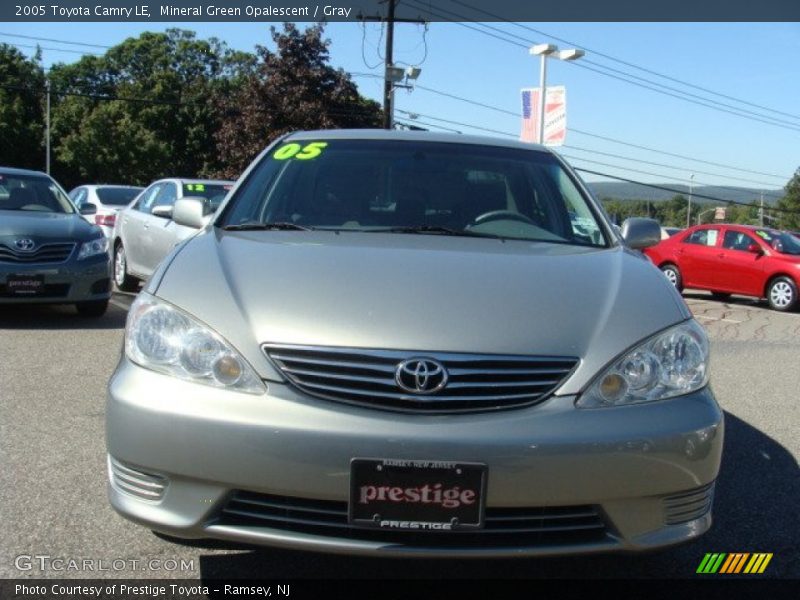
0, 291, 797, 580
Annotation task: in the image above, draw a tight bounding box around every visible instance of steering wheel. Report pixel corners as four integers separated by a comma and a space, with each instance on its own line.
469, 210, 538, 227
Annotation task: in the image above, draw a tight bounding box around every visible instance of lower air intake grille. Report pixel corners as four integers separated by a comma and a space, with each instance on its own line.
108, 456, 167, 502
663, 482, 715, 525
218, 491, 609, 548
263, 344, 578, 413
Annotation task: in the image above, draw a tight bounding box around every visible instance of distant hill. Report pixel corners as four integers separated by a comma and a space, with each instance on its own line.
588, 182, 783, 205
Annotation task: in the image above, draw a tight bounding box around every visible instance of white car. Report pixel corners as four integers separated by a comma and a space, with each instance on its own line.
69, 185, 144, 238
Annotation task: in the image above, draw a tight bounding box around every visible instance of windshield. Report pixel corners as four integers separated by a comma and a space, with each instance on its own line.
0, 173, 75, 214
96, 186, 144, 206
754, 229, 800, 256
219, 139, 608, 247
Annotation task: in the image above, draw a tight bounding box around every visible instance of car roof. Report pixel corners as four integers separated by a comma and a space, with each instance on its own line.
153, 178, 234, 185
693, 223, 783, 235
0, 166, 51, 178
83, 184, 144, 189
285, 129, 551, 153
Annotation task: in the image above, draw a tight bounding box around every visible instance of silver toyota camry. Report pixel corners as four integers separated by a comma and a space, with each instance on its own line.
107, 130, 723, 557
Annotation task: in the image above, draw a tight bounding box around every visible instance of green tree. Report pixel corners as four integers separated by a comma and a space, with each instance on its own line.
214, 23, 382, 179
48, 29, 254, 188
776, 168, 800, 230
0, 44, 46, 170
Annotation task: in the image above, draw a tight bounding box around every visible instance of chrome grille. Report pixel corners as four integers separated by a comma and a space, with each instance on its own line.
0, 242, 75, 264
108, 456, 167, 502
264, 344, 578, 412
218, 491, 609, 548
663, 482, 715, 525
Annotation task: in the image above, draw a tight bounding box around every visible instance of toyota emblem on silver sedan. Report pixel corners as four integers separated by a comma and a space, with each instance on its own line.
395, 358, 448, 394
14, 239, 36, 252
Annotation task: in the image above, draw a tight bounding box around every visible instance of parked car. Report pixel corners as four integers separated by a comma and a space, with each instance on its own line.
111, 178, 233, 291
69, 185, 144, 238
107, 131, 722, 557
0, 167, 111, 316
645, 223, 800, 311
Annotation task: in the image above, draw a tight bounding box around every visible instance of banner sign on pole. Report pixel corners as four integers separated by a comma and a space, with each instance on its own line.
521, 86, 567, 146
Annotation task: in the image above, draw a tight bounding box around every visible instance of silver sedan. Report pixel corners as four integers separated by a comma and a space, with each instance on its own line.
107, 131, 722, 557
111, 178, 233, 291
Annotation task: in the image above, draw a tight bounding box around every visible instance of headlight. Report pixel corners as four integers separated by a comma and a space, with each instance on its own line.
77, 237, 108, 260
125, 293, 265, 395
577, 320, 709, 408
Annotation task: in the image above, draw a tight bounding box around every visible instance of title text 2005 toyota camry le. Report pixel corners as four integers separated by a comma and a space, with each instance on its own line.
107, 131, 723, 557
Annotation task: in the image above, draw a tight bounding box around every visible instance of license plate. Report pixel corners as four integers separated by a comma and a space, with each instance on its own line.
6, 275, 44, 296
349, 458, 486, 531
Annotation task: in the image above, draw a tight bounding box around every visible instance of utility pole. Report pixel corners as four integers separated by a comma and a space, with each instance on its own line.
686, 173, 694, 228
760, 191, 764, 226
45, 78, 51, 174
359, 0, 425, 130
382, 0, 395, 130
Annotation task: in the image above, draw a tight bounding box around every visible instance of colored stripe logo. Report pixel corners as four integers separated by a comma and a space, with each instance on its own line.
697, 553, 773, 574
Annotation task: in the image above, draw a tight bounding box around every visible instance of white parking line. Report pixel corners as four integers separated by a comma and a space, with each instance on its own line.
695, 315, 742, 323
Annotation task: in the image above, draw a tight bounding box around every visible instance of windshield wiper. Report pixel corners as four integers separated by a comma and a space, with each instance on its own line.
222, 221, 314, 231
376, 225, 501, 239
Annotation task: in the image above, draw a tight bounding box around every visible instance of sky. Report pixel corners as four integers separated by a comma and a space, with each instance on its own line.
2, 20, 799, 200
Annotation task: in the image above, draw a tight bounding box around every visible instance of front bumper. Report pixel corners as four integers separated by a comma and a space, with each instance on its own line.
107, 357, 724, 557
0, 255, 111, 304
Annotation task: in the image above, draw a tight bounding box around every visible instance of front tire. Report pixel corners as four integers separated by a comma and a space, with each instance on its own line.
76, 300, 109, 317
767, 276, 797, 312
114, 243, 139, 292
660, 263, 683, 291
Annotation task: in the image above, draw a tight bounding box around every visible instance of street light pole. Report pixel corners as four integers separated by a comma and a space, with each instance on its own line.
697, 207, 715, 225
537, 52, 548, 145
529, 44, 584, 145
45, 77, 51, 175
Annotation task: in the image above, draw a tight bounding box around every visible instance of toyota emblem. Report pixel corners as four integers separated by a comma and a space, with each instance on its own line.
395, 358, 448, 395
14, 239, 36, 252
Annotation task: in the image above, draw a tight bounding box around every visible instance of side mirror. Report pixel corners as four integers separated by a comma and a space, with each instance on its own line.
172, 197, 207, 229
621, 218, 662, 250
151, 205, 174, 219
79, 203, 97, 216
748, 243, 763, 255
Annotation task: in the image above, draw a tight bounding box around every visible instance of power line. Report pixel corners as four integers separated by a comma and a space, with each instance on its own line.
574, 168, 796, 214
395, 118, 462, 133
403, 0, 800, 134
395, 109, 516, 138
449, 0, 800, 123
0, 81, 205, 107
570, 61, 800, 134
0, 31, 112, 49
355, 74, 792, 182
562, 145, 785, 195
394, 108, 793, 210
2, 41, 103, 57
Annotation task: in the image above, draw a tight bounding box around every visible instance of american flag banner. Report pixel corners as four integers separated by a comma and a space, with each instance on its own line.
520, 86, 567, 146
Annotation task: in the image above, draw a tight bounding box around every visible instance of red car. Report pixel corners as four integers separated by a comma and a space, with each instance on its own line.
644, 224, 800, 311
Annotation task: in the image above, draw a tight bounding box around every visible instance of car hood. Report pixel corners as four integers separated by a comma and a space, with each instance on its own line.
154, 230, 690, 394
0, 209, 101, 241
